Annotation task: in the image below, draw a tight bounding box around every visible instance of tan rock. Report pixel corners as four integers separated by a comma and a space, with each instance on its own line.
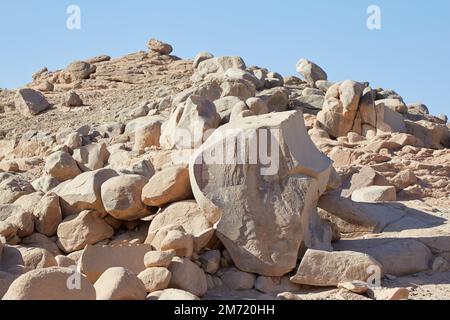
168, 257, 207, 297
343, 166, 391, 197
0, 140, 15, 162
56, 210, 114, 253
359, 87, 377, 127
31, 176, 60, 193
79, 244, 153, 283
55, 255, 76, 268
94, 267, 146, 300
246, 97, 269, 115
193, 51, 214, 68
195, 56, 246, 81
145, 201, 211, 244
337, 280, 368, 294
73, 143, 110, 171
148, 288, 199, 300
200, 250, 221, 274
0, 173, 35, 205
67, 250, 84, 264
141, 166, 192, 207
375, 102, 406, 134
3, 267, 95, 300
13, 192, 42, 215
16, 246, 57, 269
101, 174, 149, 221
137, 267, 171, 293
44, 151, 81, 182
14, 88, 51, 116
351, 186, 397, 202
0, 204, 34, 238
143, 250, 176, 268
189, 111, 332, 276
147, 39, 173, 55
367, 287, 410, 300
0, 221, 18, 243
33, 193, 62, 236
160, 230, 194, 258
53, 169, 118, 216
21, 233, 61, 256
405, 120, 450, 149
334, 238, 432, 276
214, 96, 243, 123
67, 61, 96, 80
133, 119, 162, 152
219, 267, 256, 290
160, 95, 220, 150
64, 91, 83, 107
390, 170, 417, 192
296, 59, 327, 86
64, 132, 82, 150
290, 249, 383, 286
376, 98, 407, 114
317, 81, 365, 138
256, 87, 289, 112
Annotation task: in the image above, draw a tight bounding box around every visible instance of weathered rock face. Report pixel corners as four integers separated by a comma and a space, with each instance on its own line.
53, 169, 118, 216
2, 267, 95, 300
375, 101, 407, 134
189, 111, 332, 276
334, 238, 433, 276
405, 119, 450, 149
160, 95, 221, 150
14, 88, 51, 116
101, 174, 149, 221
290, 249, 384, 286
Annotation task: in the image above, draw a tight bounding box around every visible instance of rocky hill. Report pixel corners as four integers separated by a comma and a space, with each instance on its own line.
0, 38, 449, 300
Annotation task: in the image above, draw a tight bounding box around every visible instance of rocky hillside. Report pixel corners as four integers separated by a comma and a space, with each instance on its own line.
0, 38, 449, 300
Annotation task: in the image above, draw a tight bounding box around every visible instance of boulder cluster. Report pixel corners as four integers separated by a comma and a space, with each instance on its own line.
0, 38, 449, 300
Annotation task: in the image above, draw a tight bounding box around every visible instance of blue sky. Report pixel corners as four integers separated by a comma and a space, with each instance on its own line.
0, 0, 449, 116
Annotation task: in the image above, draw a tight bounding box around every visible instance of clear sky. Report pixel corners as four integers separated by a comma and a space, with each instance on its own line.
1, 0, 449, 117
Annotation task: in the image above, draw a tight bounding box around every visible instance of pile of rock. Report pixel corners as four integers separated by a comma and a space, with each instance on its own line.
0, 38, 449, 300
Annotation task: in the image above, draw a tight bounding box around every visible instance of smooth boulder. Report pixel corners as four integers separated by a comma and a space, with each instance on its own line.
101, 174, 149, 221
